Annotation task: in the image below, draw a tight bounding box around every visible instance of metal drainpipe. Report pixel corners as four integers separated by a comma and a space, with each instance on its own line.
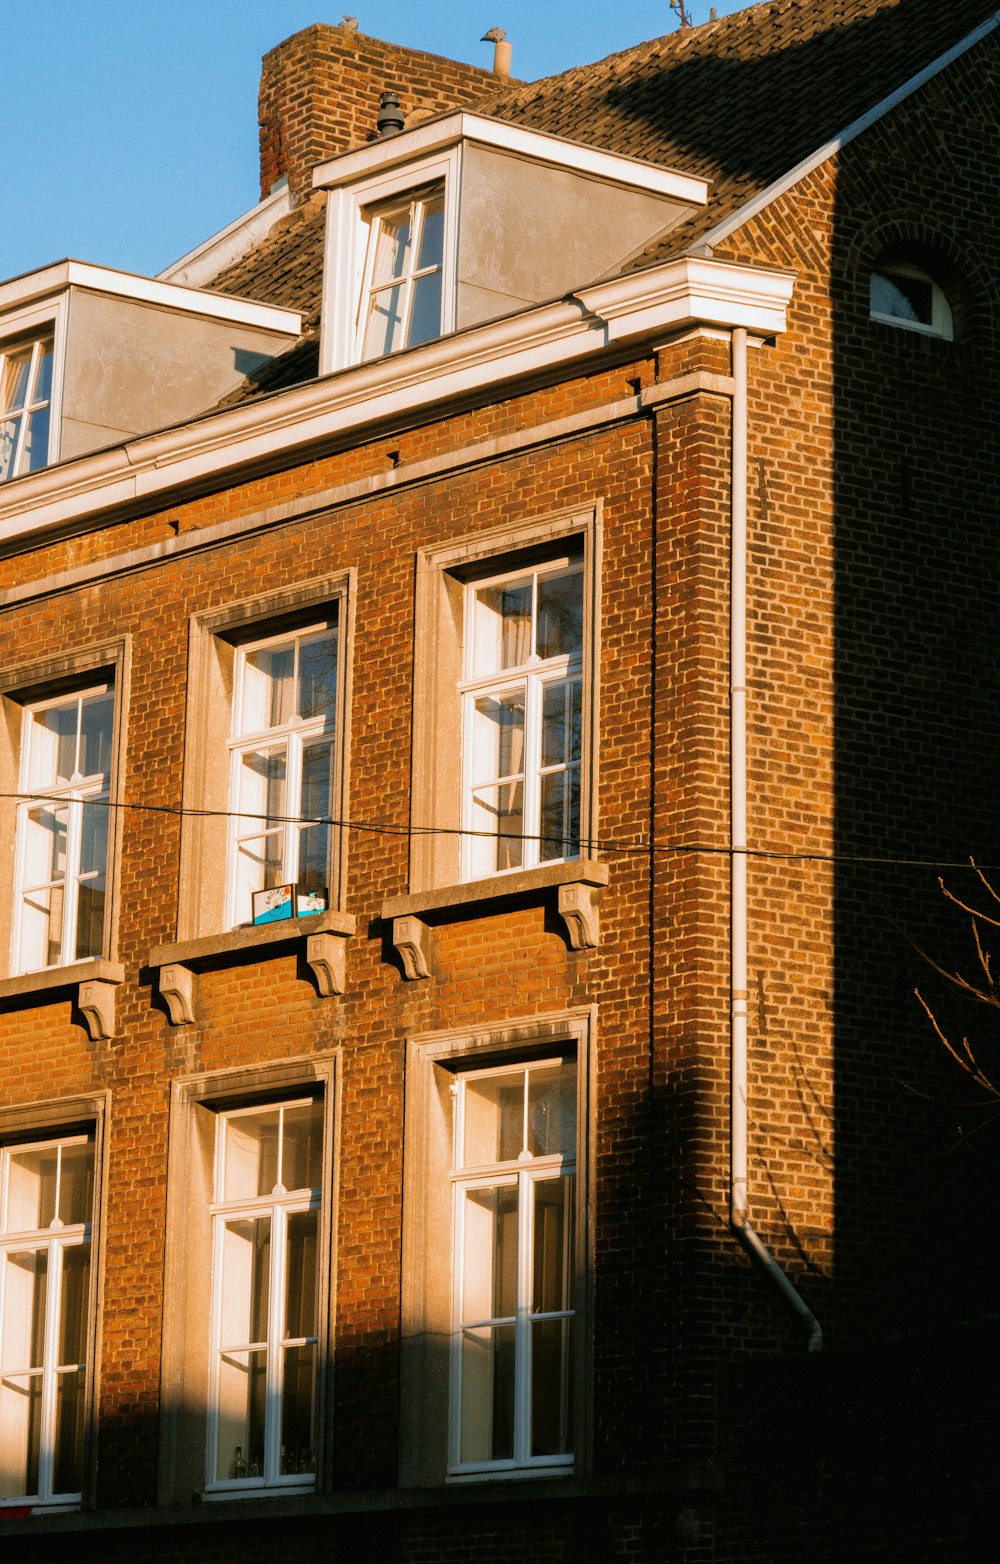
729, 325, 822, 1352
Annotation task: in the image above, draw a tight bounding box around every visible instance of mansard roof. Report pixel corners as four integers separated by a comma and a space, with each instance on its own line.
210, 195, 327, 321
480, 0, 998, 258
208, 0, 999, 401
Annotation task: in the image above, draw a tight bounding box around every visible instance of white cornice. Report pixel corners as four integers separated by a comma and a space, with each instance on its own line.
313, 110, 708, 206
578, 258, 794, 342
0, 259, 302, 336
697, 8, 1000, 254
158, 183, 294, 289
0, 254, 792, 550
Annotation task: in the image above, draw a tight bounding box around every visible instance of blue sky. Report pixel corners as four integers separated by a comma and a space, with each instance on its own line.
2, 1, 747, 283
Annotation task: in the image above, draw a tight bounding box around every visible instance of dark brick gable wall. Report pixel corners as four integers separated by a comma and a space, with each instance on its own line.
711, 20, 1000, 1344
702, 26, 1000, 1564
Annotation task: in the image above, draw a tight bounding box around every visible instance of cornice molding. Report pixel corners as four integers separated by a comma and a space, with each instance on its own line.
0, 255, 792, 551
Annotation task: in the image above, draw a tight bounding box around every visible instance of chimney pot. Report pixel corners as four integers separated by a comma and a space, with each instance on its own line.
376, 88, 405, 137
481, 26, 512, 79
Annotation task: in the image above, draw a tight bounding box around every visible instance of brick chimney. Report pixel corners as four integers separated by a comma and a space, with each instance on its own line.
258, 23, 502, 201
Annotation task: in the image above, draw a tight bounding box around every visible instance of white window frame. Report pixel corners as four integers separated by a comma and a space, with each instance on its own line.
355, 180, 447, 364
1, 333, 54, 482
177, 575, 352, 945
411, 506, 600, 895
459, 557, 584, 882
0, 642, 129, 987
205, 1098, 322, 1497
0, 298, 67, 478
0, 1131, 95, 1510
11, 683, 115, 977
448, 1058, 576, 1479
226, 620, 339, 930
158, 1056, 337, 1506
869, 261, 953, 339
321, 149, 460, 374
400, 1009, 594, 1488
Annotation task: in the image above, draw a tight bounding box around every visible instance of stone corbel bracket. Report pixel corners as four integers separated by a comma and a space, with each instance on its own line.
382, 860, 609, 980
0, 959, 127, 1042
159, 963, 197, 1026
557, 880, 602, 950
149, 911, 356, 1024
78, 970, 126, 1041
78, 979, 117, 1042
306, 929, 348, 996
393, 915, 432, 980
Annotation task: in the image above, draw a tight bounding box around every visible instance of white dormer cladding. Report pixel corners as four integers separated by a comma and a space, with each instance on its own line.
0, 262, 301, 477
314, 111, 710, 375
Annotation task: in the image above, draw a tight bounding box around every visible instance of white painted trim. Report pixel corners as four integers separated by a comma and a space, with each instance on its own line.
322, 147, 461, 375
0, 259, 301, 336
697, 9, 1000, 254
0, 375, 731, 610
0, 295, 68, 469
0, 254, 792, 547
578, 257, 795, 342
313, 110, 708, 206
158, 183, 294, 289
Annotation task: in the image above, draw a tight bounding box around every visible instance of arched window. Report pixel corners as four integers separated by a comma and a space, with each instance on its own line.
869, 261, 953, 339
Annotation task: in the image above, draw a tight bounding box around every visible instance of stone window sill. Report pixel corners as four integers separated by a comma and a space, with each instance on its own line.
381, 860, 608, 979
0, 958, 126, 1042
148, 910, 356, 1024
0, 1463, 721, 1535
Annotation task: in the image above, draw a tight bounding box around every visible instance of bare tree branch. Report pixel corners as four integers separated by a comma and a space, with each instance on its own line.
915, 989, 999, 1099
914, 859, 1000, 1116
972, 858, 1000, 906
971, 918, 996, 992
938, 875, 1000, 931
909, 940, 1000, 1010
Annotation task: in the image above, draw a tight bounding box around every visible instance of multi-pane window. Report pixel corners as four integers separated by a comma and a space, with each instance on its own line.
358, 182, 445, 361
228, 621, 338, 927
450, 1059, 576, 1477
14, 686, 114, 974
0, 334, 54, 482
0, 1134, 94, 1508
461, 559, 583, 880
208, 1099, 322, 1493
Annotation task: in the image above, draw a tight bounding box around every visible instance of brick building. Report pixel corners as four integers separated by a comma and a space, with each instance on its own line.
1, 2, 999, 1559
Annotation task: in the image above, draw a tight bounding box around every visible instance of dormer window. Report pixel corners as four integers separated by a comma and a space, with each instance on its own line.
0, 263, 300, 484
869, 262, 953, 339
321, 149, 458, 373
359, 182, 445, 361
316, 113, 709, 377
1, 332, 54, 481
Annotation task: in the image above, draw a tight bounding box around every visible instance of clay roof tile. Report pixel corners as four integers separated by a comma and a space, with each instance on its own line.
208, 0, 998, 400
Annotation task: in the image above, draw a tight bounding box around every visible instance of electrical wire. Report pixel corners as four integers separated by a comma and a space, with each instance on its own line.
0, 789, 990, 873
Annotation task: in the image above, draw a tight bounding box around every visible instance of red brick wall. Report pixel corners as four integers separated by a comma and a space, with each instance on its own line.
0, 354, 675, 1525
